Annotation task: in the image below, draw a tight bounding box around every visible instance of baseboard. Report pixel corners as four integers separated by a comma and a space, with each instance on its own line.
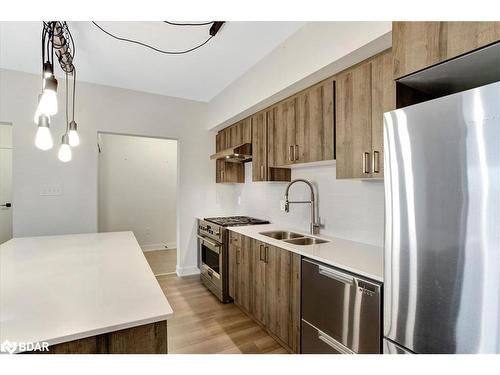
176, 265, 200, 277
141, 242, 176, 252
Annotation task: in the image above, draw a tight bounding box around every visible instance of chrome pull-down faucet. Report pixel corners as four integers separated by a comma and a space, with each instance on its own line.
284, 178, 320, 235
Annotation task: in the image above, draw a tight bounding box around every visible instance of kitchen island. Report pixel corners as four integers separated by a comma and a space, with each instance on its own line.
0, 231, 173, 354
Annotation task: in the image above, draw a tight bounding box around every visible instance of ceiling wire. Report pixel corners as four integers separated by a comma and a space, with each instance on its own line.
92, 21, 215, 55
164, 21, 214, 26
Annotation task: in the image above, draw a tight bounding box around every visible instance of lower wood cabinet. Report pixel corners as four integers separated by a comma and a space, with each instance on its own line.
228, 232, 301, 353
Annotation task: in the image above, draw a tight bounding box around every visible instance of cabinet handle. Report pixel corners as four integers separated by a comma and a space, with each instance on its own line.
259, 244, 265, 262
221, 170, 225, 180
236, 250, 240, 265
260, 164, 264, 180
289, 145, 294, 162
372, 151, 380, 174
265, 246, 269, 263
294, 144, 299, 161
362, 152, 370, 174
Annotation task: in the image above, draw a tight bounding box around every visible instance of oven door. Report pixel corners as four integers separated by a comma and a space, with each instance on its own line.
198, 235, 223, 289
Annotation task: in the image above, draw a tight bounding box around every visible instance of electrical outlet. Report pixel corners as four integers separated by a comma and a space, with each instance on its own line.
280, 200, 286, 211
237, 196, 241, 205
40, 184, 63, 196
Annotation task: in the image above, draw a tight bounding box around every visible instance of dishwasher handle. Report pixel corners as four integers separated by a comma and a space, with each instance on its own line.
317, 329, 354, 354
318, 265, 355, 285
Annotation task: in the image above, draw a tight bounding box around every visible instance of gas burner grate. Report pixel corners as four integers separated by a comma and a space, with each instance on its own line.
204, 216, 269, 227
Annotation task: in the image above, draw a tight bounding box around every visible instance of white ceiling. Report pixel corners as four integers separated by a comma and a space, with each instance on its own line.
0, 21, 305, 102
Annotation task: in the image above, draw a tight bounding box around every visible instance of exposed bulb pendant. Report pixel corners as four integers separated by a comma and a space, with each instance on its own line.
57, 133, 72, 162
35, 114, 53, 150
68, 121, 79, 147
38, 75, 58, 116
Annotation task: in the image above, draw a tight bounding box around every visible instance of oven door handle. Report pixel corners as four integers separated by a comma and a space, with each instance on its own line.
197, 235, 221, 253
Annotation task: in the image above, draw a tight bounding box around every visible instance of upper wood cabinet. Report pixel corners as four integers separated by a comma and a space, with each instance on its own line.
215, 119, 250, 183
251, 111, 268, 182
295, 80, 335, 164
252, 109, 291, 182
393, 22, 500, 78
370, 50, 394, 178
269, 98, 296, 167
268, 80, 334, 167
336, 49, 394, 179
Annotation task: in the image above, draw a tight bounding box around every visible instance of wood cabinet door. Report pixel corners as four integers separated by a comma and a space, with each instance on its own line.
265, 245, 301, 353
251, 239, 267, 324
236, 235, 253, 313
251, 112, 268, 182
370, 49, 394, 178
393, 21, 500, 78
229, 118, 252, 147
335, 62, 373, 179
228, 232, 242, 300
269, 98, 296, 167
295, 80, 334, 163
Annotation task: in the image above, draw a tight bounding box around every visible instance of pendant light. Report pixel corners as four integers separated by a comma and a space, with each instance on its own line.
67, 68, 79, 147
58, 133, 72, 162
58, 72, 72, 162
68, 120, 79, 147
35, 114, 54, 150
37, 73, 58, 116
34, 21, 79, 162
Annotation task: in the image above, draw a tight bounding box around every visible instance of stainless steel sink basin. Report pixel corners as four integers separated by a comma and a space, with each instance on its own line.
283, 237, 330, 246
259, 231, 304, 240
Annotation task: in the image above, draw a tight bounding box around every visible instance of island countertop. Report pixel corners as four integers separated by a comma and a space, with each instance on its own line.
227, 224, 383, 282
0, 231, 173, 352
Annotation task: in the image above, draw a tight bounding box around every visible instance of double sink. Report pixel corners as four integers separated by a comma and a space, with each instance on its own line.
259, 231, 330, 246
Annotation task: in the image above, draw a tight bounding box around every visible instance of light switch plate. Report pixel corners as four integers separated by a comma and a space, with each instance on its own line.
40, 184, 63, 196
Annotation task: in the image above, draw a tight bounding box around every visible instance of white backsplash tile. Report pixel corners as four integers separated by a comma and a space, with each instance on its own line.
226, 162, 384, 247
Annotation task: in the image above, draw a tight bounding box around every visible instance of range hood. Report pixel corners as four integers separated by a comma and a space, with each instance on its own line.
210, 143, 252, 163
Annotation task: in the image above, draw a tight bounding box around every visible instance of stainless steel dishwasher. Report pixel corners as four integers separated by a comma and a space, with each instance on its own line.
301, 258, 382, 354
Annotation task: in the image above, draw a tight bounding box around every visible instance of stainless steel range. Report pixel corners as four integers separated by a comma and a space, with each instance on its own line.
197, 216, 269, 302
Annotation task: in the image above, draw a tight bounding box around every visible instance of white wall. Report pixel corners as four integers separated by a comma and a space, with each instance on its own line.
0, 68, 235, 275
98, 134, 177, 249
207, 21, 392, 130
230, 163, 384, 247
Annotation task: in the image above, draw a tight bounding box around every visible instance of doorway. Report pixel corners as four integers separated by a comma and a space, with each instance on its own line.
97, 133, 178, 275
0, 122, 13, 245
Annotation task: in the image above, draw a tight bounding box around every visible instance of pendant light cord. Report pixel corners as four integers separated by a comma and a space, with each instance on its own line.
72, 68, 76, 121
65, 72, 69, 132
92, 21, 215, 55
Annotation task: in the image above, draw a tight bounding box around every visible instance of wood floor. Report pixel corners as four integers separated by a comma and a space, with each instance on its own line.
144, 249, 177, 275
156, 274, 288, 354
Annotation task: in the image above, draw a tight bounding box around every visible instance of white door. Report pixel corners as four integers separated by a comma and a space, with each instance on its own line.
0, 123, 13, 244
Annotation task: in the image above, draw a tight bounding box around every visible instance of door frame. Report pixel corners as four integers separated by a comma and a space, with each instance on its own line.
0, 121, 13, 244
96, 131, 180, 273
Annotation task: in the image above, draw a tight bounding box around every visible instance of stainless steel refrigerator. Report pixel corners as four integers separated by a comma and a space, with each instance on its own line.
383, 81, 500, 354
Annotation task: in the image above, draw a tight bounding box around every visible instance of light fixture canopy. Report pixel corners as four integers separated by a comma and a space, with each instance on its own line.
68, 120, 80, 147
57, 133, 72, 162
35, 114, 53, 150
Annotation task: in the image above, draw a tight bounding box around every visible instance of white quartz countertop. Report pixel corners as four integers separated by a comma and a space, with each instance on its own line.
0, 231, 173, 351
228, 224, 383, 282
